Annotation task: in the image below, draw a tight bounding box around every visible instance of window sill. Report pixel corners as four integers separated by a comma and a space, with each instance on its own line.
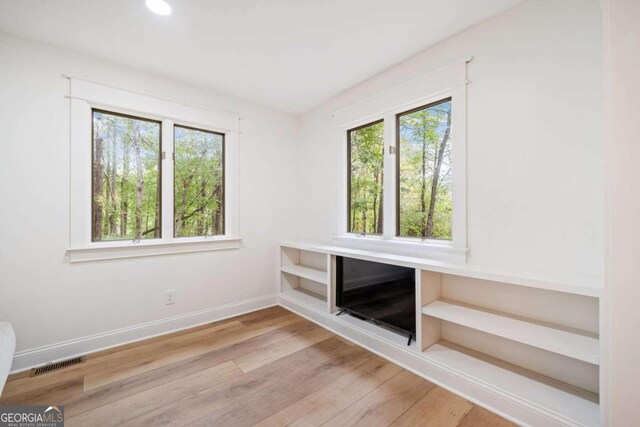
67, 237, 243, 263
332, 235, 467, 263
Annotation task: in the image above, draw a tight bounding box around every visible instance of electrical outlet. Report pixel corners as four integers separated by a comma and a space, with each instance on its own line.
164, 290, 176, 305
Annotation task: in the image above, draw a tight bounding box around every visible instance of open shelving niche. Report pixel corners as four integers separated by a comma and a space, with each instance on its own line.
279, 244, 331, 313
277, 241, 603, 427
417, 270, 600, 427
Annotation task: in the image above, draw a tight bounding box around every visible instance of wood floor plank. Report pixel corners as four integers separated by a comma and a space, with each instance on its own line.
84, 318, 252, 371
82, 305, 289, 370
86, 316, 248, 360
322, 370, 435, 427
1, 319, 247, 398
457, 406, 519, 427
0, 377, 84, 406
86, 320, 247, 366
234, 306, 292, 326
83, 313, 300, 391
1, 307, 516, 427
66, 361, 242, 427
1, 369, 85, 401
84, 305, 287, 361
123, 338, 350, 427
390, 386, 473, 427
255, 355, 402, 427
62, 319, 318, 418
233, 325, 333, 372
334, 335, 356, 347
3, 311, 293, 403
185, 345, 372, 427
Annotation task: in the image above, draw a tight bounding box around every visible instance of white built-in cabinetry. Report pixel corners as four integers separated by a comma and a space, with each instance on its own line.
278, 241, 602, 427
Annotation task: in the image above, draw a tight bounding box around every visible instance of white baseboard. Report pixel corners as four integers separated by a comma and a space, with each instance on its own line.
278, 294, 582, 427
11, 294, 278, 373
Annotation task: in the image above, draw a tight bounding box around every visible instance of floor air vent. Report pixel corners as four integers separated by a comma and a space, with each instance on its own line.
30, 356, 86, 377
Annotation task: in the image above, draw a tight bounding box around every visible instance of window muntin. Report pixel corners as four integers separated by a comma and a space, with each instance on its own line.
174, 125, 225, 237
396, 98, 452, 240
91, 109, 161, 242
347, 120, 385, 235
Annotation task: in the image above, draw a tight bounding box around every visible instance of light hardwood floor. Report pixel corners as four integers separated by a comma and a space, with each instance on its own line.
1, 306, 518, 426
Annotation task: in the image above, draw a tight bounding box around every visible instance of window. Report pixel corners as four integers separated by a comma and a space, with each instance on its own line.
174, 125, 225, 237
92, 110, 162, 242
347, 120, 384, 234
397, 98, 452, 240
91, 112, 227, 242
344, 98, 454, 241
337, 61, 467, 260
69, 78, 240, 262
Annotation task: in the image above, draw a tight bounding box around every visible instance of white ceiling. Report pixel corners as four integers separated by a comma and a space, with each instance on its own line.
0, 0, 522, 114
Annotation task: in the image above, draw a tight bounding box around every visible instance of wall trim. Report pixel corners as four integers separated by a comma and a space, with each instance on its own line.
66, 237, 243, 263
278, 294, 585, 427
11, 294, 278, 373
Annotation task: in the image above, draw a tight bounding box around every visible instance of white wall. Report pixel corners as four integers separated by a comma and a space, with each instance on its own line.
0, 34, 299, 366
602, 0, 640, 424
297, 0, 603, 280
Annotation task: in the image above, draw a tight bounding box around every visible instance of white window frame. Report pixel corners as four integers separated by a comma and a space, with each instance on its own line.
66, 77, 241, 263
334, 59, 469, 262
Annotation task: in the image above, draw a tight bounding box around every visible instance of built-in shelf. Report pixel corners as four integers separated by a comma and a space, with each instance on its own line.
280, 289, 327, 312
281, 264, 328, 284
280, 240, 603, 298
278, 240, 602, 427
422, 300, 599, 365
423, 342, 599, 427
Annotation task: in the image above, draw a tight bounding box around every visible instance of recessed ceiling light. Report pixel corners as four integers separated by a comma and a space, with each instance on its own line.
146, 0, 172, 15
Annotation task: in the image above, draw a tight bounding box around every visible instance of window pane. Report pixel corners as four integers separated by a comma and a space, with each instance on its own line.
174, 126, 224, 237
348, 120, 384, 234
397, 99, 452, 240
92, 110, 161, 241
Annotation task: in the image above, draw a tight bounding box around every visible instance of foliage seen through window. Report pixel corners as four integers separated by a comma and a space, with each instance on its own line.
348, 121, 384, 235
397, 98, 453, 240
91, 110, 161, 242
174, 126, 224, 237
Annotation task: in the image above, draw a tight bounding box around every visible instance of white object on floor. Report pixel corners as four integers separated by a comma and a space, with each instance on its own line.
0, 322, 16, 396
